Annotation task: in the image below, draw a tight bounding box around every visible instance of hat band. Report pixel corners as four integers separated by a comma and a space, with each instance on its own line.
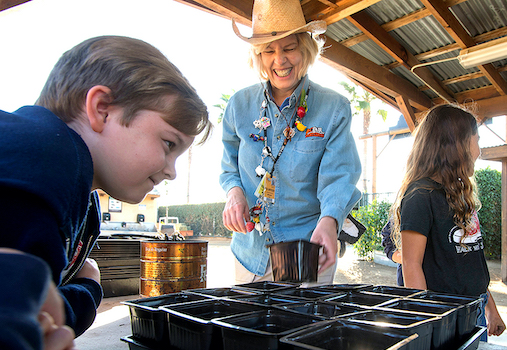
251, 30, 291, 39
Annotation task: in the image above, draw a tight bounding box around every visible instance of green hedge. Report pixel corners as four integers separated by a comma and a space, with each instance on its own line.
476, 167, 502, 259
158, 202, 230, 237
351, 200, 391, 260
159, 168, 502, 259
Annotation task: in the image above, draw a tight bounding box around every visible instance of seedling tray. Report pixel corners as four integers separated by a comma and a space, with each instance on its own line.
161, 298, 266, 350
122, 292, 212, 344
212, 308, 323, 350
279, 319, 420, 350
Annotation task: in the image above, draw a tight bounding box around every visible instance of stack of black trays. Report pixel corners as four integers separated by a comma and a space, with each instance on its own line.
121, 282, 486, 350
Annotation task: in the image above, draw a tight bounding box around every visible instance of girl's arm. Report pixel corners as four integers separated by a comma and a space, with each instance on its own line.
485, 289, 506, 336
401, 230, 427, 290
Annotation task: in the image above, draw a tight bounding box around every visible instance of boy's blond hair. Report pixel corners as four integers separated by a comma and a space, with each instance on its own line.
36, 36, 212, 143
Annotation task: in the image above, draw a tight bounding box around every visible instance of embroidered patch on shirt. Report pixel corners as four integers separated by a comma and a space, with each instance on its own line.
305, 126, 325, 138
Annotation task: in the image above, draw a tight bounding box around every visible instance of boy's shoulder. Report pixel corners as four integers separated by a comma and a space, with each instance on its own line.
0, 106, 93, 216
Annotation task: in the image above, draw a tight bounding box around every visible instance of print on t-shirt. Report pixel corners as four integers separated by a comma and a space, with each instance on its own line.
448, 211, 484, 254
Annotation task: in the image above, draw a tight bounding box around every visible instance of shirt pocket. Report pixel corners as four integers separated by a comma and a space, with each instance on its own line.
290, 139, 326, 182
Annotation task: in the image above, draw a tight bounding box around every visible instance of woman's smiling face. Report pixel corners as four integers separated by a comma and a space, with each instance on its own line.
260, 35, 303, 102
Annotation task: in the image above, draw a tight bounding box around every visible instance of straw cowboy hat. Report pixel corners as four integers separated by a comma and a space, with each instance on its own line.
232, 0, 327, 45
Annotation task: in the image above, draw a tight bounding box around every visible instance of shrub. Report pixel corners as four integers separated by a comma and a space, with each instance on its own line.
158, 202, 230, 237
475, 167, 502, 259
351, 200, 391, 260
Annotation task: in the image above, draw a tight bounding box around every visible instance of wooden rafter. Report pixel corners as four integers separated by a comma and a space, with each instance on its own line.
0, 0, 29, 12
321, 36, 433, 111
421, 0, 507, 95
347, 9, 455, 103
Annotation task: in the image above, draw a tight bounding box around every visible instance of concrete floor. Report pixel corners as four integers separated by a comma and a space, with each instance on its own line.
75, 238, 507, 350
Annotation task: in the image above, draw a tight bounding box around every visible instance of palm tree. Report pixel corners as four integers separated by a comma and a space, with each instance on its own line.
339, 82, 387, 195
213, 91, 233, 124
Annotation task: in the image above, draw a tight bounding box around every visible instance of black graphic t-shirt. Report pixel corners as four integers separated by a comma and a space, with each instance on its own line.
400, 178, 489, 297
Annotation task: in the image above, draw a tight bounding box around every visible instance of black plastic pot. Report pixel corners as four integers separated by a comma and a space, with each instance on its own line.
234, 281, 301, 293
411, 291, 482, 341
279, 301, 361, 319
160, 298, 266, 350
378, 299, 459, 350
279, 319, 420, 350
212, 308, 323, 350
122, 292, 212, 345
268, 240, 320, 282
324, 291, 396, 307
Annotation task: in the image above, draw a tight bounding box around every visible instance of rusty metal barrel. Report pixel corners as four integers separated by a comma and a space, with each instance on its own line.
140, 240, 208, 297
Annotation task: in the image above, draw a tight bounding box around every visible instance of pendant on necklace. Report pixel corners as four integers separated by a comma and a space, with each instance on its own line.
295, 120, 307, 132
253, 116, 271, 130
249, 133, 265, 142
283, 126, 295, 140
256, 165, 266, 177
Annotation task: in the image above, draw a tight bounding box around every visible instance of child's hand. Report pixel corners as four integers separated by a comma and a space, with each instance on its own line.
75, 258, 100, 284
39, 311, 76, 350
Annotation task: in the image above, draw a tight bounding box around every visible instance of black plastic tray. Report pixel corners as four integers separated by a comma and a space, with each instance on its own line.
234, 281, 300, 292
457, 327, 486, 350
342, 309, 437, 349
212, 308, 323, 350
185, 287, 260, 298
272, 287, 345, 301
312, 283, 372, 292
160, 299, 267, 350
378, 299, 458, 350
122, 292, 212, 344
410, 292, 482, 341
279, 301, 362, 319
324, 291, 397, 307
361, 285, 423, 297
228, 293, 309, 306
279, 319, 420, 350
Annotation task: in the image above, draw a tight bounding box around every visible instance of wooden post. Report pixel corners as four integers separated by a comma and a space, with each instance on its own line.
502, 160, 507, 282
372, 135, 377, 194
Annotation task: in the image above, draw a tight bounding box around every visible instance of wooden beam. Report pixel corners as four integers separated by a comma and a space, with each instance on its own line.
317, 0, 383, 24
481, 145, 507, 162
178, 0, 253, 26
348, 9, 455, 102
466, 95, 507, 122
395, 95, 417, 132
421, 0, 475, 48
0, 0, 29, 12
321, 36, 433, 111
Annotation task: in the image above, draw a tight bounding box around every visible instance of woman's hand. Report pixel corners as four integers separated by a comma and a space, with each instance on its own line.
310, 217, 337, 274
223, 187, 250, 233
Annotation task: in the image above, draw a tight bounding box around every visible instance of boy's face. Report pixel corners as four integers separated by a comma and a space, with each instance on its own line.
93, 101, 194, 203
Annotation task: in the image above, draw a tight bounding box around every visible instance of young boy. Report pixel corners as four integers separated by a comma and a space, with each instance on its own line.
0, 35, 212, 341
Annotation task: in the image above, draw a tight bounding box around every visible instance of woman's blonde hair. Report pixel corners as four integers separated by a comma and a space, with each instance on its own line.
248, 33, 324, 81
391, 104, 480, 248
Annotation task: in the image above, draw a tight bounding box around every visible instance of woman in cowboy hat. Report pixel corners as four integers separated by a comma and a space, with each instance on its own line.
220, 0, 361, 284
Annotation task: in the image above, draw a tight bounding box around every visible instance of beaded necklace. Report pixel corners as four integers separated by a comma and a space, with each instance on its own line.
247, 80, 310, 234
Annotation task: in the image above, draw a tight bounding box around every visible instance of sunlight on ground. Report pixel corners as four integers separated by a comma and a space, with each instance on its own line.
87, 305, 129, 331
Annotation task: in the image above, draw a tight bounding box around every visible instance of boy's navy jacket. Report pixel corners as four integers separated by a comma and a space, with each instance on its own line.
0, 106, 103, 337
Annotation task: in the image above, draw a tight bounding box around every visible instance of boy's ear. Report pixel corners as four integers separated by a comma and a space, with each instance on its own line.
85, 86, 113, 132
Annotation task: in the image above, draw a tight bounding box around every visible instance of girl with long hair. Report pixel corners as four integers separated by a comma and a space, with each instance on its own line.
391, 104, 505, 340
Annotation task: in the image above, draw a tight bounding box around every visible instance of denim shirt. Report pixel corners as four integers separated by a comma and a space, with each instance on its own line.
220, 77, 361, 275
